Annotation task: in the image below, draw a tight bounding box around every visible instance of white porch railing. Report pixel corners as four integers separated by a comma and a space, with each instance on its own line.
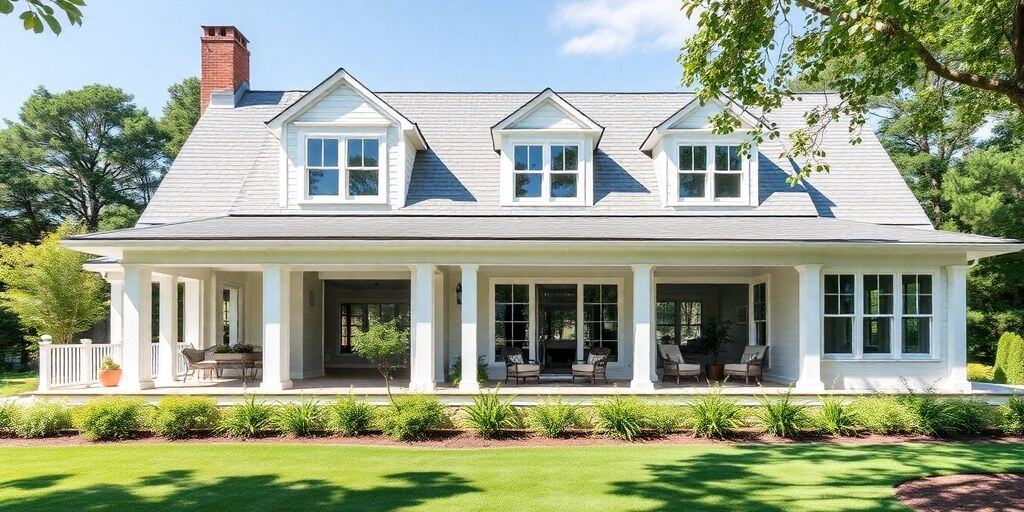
37, 336, 189, 391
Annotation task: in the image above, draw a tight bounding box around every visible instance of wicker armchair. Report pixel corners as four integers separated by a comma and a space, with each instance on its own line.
501, 346, 541, 386
571, 347, 610, 384
657, 344, 702, 384
723, 345, 768, 384
181, 345, 218, 381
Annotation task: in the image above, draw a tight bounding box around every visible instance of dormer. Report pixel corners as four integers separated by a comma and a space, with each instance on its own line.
265, 69, 427, 210
641, 97, 762, 209
491, 89, 603, 206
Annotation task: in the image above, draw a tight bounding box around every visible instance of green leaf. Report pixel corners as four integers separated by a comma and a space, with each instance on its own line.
43, 13, 60, 35
0, 0, 14, 15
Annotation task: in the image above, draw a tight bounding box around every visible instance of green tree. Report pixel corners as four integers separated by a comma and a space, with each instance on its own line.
0, 0, 84, 34
6, 85, 167, 230
159, 76, 201, 160
351, 320, 409, 402
679, 0, 1024, 180
97, 204, 139, 231
0, 222, 107, 344
0, 128, 58, 244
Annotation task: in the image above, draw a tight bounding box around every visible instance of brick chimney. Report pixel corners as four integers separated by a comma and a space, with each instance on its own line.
200, 25, 250, 115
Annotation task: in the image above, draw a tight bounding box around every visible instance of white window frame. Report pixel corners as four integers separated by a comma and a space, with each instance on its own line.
862, 274, 896, 358
662, 133, 758, 207
299, 129, 388, 205
823, 274, 856, 356
821, 270, 940, 361
500, 135, 590, 206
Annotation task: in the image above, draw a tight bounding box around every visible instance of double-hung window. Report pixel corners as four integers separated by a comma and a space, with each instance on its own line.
823, 274, 855, 354
753, 283, 768, 346
494, 284, 530, 361
674, 143, 747, 203
305, 136, 383, 200
862, 275, 894, 354
714, 145, 743, 198
512, 143, 581, 201
678, 145, 708, 198
902, 275, 933, 354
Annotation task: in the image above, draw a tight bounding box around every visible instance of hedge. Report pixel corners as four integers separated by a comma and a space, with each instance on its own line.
994, 332, 1024, 385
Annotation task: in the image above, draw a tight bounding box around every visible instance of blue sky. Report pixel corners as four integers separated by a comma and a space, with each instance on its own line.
0, 0, 695, 121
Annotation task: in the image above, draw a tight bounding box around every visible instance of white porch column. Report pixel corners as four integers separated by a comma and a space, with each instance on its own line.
409, 264, 437, 391
946, 265, 970, 391
260, 265, 293, 391
108, 275, 124, 345
156, 274, 179, 386
631, 264, 656, 391
182, 279, 203, 346
121, 265, 154, 390
459, 264, 480, 392
795, 264, 825, 390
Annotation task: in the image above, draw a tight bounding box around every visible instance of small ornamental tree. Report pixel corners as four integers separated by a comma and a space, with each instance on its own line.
351, 319, 409, 402
0, 222, 106, 343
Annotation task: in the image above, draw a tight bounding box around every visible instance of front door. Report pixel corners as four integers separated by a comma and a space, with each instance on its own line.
537, 284, 577, 372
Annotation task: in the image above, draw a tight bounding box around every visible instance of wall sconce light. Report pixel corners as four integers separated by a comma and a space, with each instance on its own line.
456, 283, 462, 305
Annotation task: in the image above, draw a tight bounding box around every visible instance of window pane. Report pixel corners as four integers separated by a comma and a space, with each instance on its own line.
307, 138, 323, 167
584, 285, 600, 303
825, 275, 838, 294
514, 146, 528, 171
679, 146, 693, 171
512, 284, 529, 301
714, 173, 741, 198
528, 145, 542, 171
756, 322, 767, 345
362, 139, 379, 167
347, 138, 363, 167
903, 318, 931, 353
824, 317, 853, 354
348, 170, 378, 196
679, 173, 706, 198
309, 169, 339, 196
515, 173, 542, 198
551, 173, 577, 198
323, 139, 338, 167
729, 145, 741, 170
656, 301, 675, 325
840, 275, 855, 295
551, 145, 564, 171
495, 284, 512, 303
715, 145, 729, 170
601, 284, 617, 302
863, 317, 891, 353
693, 146, 707, 170
564, 145, 578, 171
918, 275, 932, 294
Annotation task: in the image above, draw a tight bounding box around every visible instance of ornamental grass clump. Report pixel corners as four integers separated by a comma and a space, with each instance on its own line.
74, 397, 146, 441
274, 398, 326, 437
1001, 395, 1024, 435
14, 400, 73, 438
528, 398, 584, 437
645, 403, 684, 435
755, 390, 810, 438
377, 395, 447, 441
686, 388, 744, 439
903, 394, 995, 438
462, 387, 517, 439
219, 396, 275, 438
150, 396, 220, 439
814, 396, 859, 437
851, 395, 914, 435
594, 396, 648, 441
328, 394, 375, 436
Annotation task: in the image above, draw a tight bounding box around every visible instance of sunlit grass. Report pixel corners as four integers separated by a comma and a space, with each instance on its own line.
0, 372, 37, 397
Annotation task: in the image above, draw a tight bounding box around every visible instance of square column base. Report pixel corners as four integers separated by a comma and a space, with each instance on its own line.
630, 380, 656, 392
260, 380, 294, 392
120, 380, 155, 391
794, 379, 825, 392
458, 381, 481, 393
409, 381, 435, 392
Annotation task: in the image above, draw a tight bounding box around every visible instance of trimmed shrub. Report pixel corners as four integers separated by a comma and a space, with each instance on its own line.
462, 387, 517, 438
14, 401, 73, 438
274, 399, 326, 437
219, 396, 275, 438
904, 395, 995, 438
686, 389, 744, 438
150, 396, 220, 439
814, 396, 859, 436
851, 395, 914, 435
645, 404, 684, 435
1001, 395, 1024, 435
755, 390, 810, 438
594, 396, 648, 441
74, 397, 146, 441
528, 398, 584, 437
0, 402, 21, 435
377, 395, 447, 441
994, 332, 1024, 385
967, 363, 995, 383
328, 395, 375, 437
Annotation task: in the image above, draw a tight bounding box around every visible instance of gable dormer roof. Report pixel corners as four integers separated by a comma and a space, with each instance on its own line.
490, 88, 604, 151
265, 68, 428, 150
639, 96, 764, 154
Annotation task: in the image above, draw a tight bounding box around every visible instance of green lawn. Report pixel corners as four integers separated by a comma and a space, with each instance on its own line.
1, 443, 1022, 511
0, 372, 37, 397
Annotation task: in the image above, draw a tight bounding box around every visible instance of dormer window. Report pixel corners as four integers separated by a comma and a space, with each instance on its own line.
302, 134, 386, 203
307, 138, 340, 196
512, 143, 580, 200
676, 143, 748, 202
678, 145, 708, 198
713, 145, 742, 199
346, 138, 380, 196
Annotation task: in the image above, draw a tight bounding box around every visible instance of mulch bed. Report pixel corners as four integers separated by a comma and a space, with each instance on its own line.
1, 430, 1022, 448
894, 473, 1024, 512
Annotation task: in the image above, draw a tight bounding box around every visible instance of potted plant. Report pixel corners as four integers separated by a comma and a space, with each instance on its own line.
98, 355, 122, 387
699, 318, 735, 381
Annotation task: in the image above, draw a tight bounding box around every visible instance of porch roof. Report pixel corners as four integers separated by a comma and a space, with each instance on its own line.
69, 214, 1019, 249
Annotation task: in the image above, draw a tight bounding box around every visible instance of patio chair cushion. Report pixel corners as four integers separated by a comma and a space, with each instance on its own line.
508, 353, 524, 364
510, 363, 540, 373
571, 363, 595, 373
666, 362, 700, 374
182, 347, 207, 364
724, 363, 752, 373
586, 353, 605, 364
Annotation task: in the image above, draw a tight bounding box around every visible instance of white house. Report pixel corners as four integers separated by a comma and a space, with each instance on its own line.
51, 26, 1021, 396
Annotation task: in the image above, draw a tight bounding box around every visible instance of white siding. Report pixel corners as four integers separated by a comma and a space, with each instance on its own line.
766, 267, 800, 382
295, 85, 390, 124
510, 102, 585, 129
669, 102, 721, 129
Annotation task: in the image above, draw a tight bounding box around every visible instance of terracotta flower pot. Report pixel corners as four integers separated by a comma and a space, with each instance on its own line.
705, 364, 725, 382
98, 369, 122, 387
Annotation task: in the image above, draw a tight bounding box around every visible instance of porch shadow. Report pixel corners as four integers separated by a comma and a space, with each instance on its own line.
0, 469, 478, 512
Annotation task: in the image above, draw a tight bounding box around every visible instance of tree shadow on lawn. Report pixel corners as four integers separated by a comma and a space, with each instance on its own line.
609, 443, 1024, 512
0, 469, 478, 512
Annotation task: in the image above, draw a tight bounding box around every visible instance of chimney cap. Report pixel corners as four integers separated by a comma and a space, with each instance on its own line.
200, 25, 249, 47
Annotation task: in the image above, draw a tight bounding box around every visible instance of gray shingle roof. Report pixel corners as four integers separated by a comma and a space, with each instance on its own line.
139, 90, 930, 227
77, 214, 1016, 246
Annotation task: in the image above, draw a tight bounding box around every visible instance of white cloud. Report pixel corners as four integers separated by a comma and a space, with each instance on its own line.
554, 0, 697, 56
